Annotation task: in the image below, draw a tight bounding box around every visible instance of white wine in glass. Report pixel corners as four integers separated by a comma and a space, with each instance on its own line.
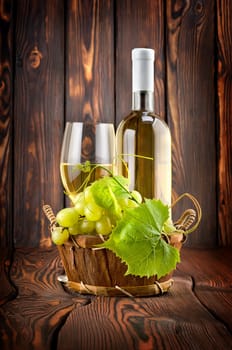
60, 122, 115, 199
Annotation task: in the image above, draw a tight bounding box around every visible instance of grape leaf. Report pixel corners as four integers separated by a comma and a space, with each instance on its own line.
163, 217, 177, 234
101, 199, 180, 279
91, 176, 129, 218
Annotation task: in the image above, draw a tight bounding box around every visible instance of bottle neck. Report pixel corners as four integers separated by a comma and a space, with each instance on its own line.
132, 91, 154, 112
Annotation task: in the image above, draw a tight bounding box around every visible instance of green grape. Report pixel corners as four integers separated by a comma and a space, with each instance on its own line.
84, 201, 103, 221
73, 192, 85, 216
105, 210, 117, 226
96, 216, 112, 235
79, 219, 95, 234
51, 227, 69, 245
84, 186, 94, 202
131, 190, 143, 204
56, 207, 79, 227
69, 222, 81, 235
117, 197, 129, 209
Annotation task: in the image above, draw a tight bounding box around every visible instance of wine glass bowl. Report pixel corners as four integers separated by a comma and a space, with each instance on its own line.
60, 122, 115, 198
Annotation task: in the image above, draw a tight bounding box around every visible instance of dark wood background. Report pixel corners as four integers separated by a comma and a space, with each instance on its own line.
1, 2, 232, 348
0, 0, 231, 249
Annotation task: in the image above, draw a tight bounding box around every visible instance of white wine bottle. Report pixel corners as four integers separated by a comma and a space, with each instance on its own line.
116, 48, 172, 207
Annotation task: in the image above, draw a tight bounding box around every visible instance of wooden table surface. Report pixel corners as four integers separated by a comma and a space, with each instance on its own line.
0, 247, 232, 350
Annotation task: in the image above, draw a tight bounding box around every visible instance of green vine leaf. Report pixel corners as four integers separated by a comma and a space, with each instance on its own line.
91, 175, 130, 219
100, 199, 180, 279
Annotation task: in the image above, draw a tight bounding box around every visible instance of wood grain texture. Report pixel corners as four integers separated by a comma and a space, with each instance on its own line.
166, 0, 217, 247
0, 0, 231, 250
141, 272, 232, 349
66, 0, 114, 124
217, 0, 232, 246
179, 248, 232, 332
13, 0, 64, 247
0, 0, 13, 246
0, 0, 16, 305
0, 248, 17, 305
1, 248, 232, 349
180, 247, 232, 288
57, 272, 232, 350
115, 0, 165, 124
194, 289, 232, 333
0, 248, 89, 350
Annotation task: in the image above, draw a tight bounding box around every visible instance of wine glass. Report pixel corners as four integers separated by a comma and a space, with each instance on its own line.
60, 122, 115, 200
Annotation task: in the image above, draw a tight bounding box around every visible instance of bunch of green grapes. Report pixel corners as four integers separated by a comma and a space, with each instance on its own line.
51, 184, 142, 246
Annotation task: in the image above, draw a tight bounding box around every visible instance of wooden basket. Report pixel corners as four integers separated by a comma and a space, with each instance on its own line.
43, 194, 200, 297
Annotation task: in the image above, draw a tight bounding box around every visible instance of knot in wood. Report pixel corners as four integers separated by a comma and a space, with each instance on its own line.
29, 46, 43, 69
194, 0, 203, 14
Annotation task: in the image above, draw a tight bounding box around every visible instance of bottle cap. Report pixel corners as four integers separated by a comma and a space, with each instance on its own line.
132, 48, 155, 92
132, 48, 155, 60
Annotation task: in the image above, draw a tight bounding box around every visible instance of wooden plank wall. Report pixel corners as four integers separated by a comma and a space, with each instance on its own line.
0, 0, 13, 248
217, 0, 232, 246
66, 0, 115, 124
166, 0, 217, 246
13, 0, 65, 247
0, 0, 231, 249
